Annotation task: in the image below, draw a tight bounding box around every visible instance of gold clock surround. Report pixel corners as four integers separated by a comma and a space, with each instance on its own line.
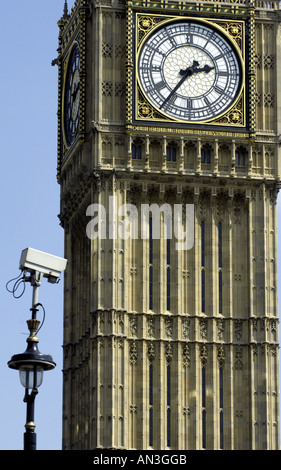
57, 0, 87, 178
126, 5, 253, 135
62, 40, 81, 149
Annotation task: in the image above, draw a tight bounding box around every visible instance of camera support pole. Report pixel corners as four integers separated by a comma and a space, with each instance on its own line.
30, 271, 43, 318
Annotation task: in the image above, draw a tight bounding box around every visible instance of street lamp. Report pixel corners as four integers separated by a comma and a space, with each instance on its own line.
7, 248, 67, 450
8, 313, 56, 450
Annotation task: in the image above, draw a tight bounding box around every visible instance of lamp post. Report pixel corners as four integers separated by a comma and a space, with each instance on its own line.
8, 307, 56, 450
7, 248, 67, 450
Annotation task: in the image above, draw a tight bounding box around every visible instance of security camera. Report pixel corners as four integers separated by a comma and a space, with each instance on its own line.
19, 248, 67, 284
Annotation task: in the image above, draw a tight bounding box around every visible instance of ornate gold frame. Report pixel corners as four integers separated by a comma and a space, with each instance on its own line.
126, 1, 255, 137
61, 40, 81, 150
57, 1, 87, 178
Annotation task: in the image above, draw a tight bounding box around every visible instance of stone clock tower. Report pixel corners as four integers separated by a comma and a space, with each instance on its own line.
56, 0, 280, 450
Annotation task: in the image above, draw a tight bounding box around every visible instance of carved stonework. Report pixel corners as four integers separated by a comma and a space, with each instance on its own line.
235, 321, 243, 341
129, 316, 137, 336
165, 343, 173, 363
129, 341, 138, 365
165, 318, 173, 338
234, 347, 243, 370
147, 342, 155, 362
147, 318, 155, 337
200, 319, 207, 340
182, 319, 191, 339
217, 320, 225, 342
182, 344, 191, 368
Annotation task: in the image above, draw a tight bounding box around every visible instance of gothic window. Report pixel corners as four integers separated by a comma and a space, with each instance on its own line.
167, 261, 171, 311
149, 139, 161, 167
115, 136, 125, 166
202, 271, 205, 314
149, 217, 153, 310
235, 146, 247, 167
149, 360, 153, 446
202, 360, 207, 449
201, 145, 211, 164
201, 221, 205, 267
167, 360, 171, 447
252, 147, 262, 173
166, 143, 177, 162
218, 222, 222, 269
132, 142, 142, 159
102, 137, 112, 165
149, 406, 153, 447
218, 222, 222, 314
218, 143, 231, 172
202, 409, 206, 449
167, 219, 171, 311
184, 141, 196, 170
265, 148, 275, 174
219, 363, 224, 450
201, 221, 205, 313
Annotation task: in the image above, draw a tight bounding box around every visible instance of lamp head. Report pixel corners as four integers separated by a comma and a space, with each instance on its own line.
8, 340, 56, 388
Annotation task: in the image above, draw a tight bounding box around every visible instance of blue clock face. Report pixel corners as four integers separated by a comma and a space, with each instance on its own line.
138, 21, 242, 122
64, 43, 80, 146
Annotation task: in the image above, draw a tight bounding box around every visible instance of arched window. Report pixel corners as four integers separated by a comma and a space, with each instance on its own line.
149, 217, 153, 310
148, 356, 154, 446
218, 222, 222, 314
132, 142, 142, 159
201, 145, 211, 164
201, 221, 205, 313
167, 359, 171, 447
202, 359, 207, 449
218, 143, 231, 172
219, 362, 224, 450
184, 141, 196, 169
235, 146, 247, 167
166, 144, 177, 162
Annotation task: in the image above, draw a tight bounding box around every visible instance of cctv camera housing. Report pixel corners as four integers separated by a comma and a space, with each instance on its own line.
20, 248, 67, 280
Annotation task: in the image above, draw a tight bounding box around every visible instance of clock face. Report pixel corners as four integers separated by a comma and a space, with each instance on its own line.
138, 21, 242, 122
64, 43, 80, 146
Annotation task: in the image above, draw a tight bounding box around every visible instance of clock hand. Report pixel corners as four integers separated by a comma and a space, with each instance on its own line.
160, 60, 211, 110
179, 63, 214, 76
179, 60, 199, 75
160, 61, 215, 110
160, 60, 199, 109
72, 82, 80, 101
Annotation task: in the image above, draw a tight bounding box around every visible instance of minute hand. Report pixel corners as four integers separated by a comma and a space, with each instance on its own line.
160, 64, 195, 110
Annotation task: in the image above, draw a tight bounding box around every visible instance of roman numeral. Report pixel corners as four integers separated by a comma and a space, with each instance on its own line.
203, 96, 215, 116
165, 29, 177, 48
155, 81, 166, 91
214, 85, 225, 94
218, 71, 229, 77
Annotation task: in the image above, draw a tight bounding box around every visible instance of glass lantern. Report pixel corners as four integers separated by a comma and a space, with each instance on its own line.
19, 365, 44, 389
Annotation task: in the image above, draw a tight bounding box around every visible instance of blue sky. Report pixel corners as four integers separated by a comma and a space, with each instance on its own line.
0, 1, 75, 450
1, 0, 281, 452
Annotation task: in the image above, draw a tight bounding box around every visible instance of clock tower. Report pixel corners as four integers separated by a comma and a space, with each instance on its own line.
56, 0, 280, 449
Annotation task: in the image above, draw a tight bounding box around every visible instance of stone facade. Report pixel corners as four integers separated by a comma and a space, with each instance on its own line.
56, 0, 280, 449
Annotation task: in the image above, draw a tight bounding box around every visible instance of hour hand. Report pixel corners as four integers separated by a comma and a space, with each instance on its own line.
180, 63, 214, 76
72, 82, 80, 100
179, 60, 199, 76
